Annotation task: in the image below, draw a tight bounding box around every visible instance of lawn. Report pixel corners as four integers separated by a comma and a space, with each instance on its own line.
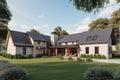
0, 56, 120, 80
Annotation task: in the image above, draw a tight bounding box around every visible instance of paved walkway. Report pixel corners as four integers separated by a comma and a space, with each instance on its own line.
93, 59, 120, 64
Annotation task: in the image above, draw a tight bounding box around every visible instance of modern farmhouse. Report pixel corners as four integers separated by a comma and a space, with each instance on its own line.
5, 28, 113, 58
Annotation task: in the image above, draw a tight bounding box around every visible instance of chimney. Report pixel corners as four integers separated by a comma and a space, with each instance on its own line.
50, 32, 58, 46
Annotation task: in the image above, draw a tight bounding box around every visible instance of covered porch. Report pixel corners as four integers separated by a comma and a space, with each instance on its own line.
49, 45, 79, 57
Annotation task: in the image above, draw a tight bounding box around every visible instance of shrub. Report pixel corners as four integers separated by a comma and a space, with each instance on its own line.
60, 56, 64, 60
86, 58, 93, 62
98, 54, 102, 59
28, 54, 33, 58
101, 55, 107, 59
84, 67, 113, 80
114, 71, 120, 80
93, 54, 97, 58
86, 55, 90, 58
90, 54, 93, 58
36, 54, 44, 58
0, 60, 28, 80
77, 57, 83, 62
68, 57, 73, 60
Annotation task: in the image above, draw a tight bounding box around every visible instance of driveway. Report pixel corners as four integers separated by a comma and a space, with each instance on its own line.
93, 59, 120, 64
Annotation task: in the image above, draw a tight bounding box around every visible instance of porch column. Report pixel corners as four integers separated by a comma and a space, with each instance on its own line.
48, 48, 51, 56
55, 48, 58, 56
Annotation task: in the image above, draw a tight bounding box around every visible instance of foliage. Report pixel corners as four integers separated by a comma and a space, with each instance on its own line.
86, 58, 93, 62
84, 67, 113, 80
77, 57, 83, 62
53, 26, 68, 36
114, 71, 120, 80
0, 0, 12, 53
68, 57, 73, 60
30, 28, 40, 33
0, 60, 28, 80
1, 52, 34, 59
80, 54, 107, 59
70, 0, 120, 13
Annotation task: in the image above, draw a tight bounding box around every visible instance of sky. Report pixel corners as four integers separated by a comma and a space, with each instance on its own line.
7, 0, 120, 35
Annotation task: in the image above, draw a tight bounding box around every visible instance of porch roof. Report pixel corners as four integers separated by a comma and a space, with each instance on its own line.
50, 45, 79, 48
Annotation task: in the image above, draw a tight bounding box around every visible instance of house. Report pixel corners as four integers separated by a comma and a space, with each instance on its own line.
5, 28, 113, 58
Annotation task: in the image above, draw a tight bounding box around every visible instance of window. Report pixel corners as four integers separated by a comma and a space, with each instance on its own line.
95, 47, 99, 54
23, 47, 26, 55
38, 41, 40, 44
92, 35, 98, 40
86, 47, 89, 54
86, 36, 92, 41
65, 42, 67, 45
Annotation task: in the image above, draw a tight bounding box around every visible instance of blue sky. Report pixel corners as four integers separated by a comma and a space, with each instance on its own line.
7, 0, 120, 35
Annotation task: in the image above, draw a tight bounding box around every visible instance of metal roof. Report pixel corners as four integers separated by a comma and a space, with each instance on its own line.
57, 28, 112, 45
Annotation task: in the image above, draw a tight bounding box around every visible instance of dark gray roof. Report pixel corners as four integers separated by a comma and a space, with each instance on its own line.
10, 30, 32, 47
57, 28, 112, 44
27, 32, 46, 41
27, 32, 51, 47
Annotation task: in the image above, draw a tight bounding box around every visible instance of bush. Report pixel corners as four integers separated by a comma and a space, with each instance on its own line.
60, 56, 64, 60
101, 55, 107, 59
86, 58, 93, 62
84, 67, 113, 80
36, 54, 44, 58
114, 71, 120, 80
28, 54, 33, 58
0, 60, 28, 80
77, 57, 83, 62
68, 57, 73, 60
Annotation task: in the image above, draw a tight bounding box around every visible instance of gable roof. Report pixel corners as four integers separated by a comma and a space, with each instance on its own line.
57, 28, 112, 45
10, 30, 32, 47
27, 32, 46, 41
27, 32, 51, 47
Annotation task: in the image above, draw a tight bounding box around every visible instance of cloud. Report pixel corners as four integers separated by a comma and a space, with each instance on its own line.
69, 17, 92, 34
38, 14, 45, 19
8, 20, 17, 28
98, 1, 120, 18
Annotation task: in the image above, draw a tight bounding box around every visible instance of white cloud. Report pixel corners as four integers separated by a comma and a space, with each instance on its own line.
69, 17, 92, 34
38, 14, 45, 19
98, 0, 120, 18
20, 25, 30, 30
8, 20, 17, 28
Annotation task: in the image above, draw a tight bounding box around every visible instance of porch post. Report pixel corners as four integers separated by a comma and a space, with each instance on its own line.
48, 48, 51, 56
55, 48, 58, 56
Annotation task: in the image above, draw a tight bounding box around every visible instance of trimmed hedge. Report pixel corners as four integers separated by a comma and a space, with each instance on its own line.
0, 60, 28, 80
80, 54, 107, 59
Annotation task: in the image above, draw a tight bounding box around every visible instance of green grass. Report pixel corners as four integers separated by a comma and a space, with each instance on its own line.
0, 56, 120, 80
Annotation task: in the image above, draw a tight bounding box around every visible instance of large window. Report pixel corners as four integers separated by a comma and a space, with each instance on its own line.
23, 47, 26, 55
95, 47, 99, 54
86, 47, 89, 54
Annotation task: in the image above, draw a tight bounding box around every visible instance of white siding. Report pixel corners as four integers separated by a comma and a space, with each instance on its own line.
33, 41, 47, 57
7, 36, 16, 55
79, 43, 111, 58
16, 47, 33, 56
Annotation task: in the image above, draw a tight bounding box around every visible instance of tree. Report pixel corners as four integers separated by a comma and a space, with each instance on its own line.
0, 0, 12, 53
30, 28, 40, 33
89, 18, 109, 30
70, 0, 120, 13
53, 26, 68, 36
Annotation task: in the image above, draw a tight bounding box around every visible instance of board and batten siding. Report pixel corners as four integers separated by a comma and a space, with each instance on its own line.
16, 47, 33, 56
79, 43, 111, 59
7, 36, 16, 55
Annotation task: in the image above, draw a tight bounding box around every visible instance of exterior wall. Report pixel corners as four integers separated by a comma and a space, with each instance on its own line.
60, 42, 77, 46
79, 43, 111, 59
16, 47, 33, 56
33, 41, 47, 57
7, 36, 16, 55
